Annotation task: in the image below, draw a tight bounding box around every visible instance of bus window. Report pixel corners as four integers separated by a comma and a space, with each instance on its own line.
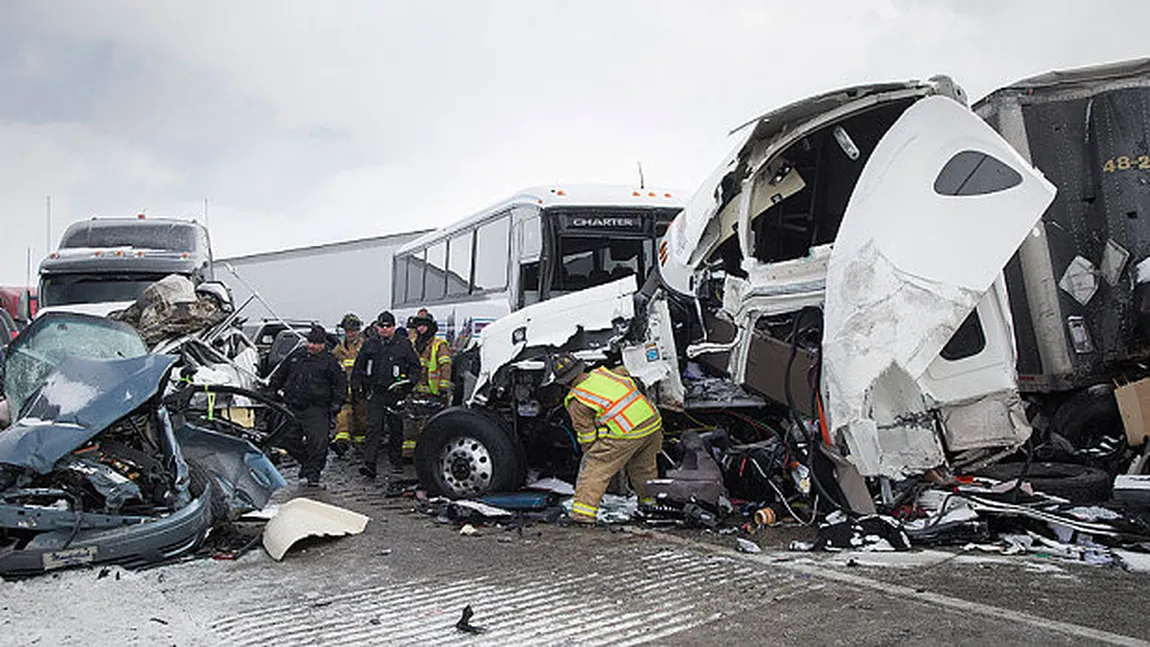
406, 250, 425, 303
554, 237, 646, 294
519, 261, 540, 308
517, 208, 542, 260
603, 239, 642, 280
558, 246, 595, 291
474, 215, 510, 291
392, 255, 408, 305
448, 231, 473, 297
425, 241, 447, 300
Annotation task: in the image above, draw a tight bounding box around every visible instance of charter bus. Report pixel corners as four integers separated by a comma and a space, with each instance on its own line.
391, 184, 685, 349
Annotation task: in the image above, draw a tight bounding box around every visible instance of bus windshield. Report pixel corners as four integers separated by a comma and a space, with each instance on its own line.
546, 207, 676, 297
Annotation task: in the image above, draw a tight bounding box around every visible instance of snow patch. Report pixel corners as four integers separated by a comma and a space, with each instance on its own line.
39, 373, 99, 416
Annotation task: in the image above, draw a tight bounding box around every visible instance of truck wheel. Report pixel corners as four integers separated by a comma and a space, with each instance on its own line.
975, 461, 1112, 504
1050, 384, 1123, 456
415, 408, 524, 498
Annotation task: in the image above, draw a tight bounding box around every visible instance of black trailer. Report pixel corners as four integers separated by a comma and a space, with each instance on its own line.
976, 59, 1150, 453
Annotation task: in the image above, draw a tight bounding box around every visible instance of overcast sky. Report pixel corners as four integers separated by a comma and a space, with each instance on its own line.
1, 1, 1148, 285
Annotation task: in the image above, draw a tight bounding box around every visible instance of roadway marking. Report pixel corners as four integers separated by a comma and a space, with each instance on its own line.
633, 528, 1150, 647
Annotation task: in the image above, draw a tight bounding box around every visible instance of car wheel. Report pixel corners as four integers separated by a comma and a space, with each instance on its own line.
415, 407, 523, 498
975, 461, 1112, 504
187, 459, 230, 524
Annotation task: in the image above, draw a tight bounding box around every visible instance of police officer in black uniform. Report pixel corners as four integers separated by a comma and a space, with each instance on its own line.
352, 311, 420, 478
269, 325, 346, 486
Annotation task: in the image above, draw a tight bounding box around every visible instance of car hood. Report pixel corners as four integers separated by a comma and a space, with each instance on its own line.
0, 354, 176, 473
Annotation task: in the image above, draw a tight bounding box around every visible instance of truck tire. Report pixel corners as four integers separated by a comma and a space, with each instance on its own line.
1050, 384, 1123, 455
975, 461, 1112, 504
415, 407, 524, 498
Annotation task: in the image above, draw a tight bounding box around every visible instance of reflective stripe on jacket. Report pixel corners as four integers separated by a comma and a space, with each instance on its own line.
416, 337, 452, 396
564, 367, 661, 444
333, 336, 364, 396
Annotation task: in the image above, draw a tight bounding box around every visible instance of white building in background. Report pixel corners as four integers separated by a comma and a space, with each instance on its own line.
219, 230, 431, 328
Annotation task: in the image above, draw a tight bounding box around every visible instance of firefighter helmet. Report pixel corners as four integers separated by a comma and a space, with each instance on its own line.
548, 352, 586, 386
340, 313, 362, 331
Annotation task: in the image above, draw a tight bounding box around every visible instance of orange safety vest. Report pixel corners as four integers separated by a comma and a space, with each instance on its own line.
565, 367, 661, 444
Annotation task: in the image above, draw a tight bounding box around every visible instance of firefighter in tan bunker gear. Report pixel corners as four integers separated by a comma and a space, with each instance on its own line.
552, 352, 663, 524
332, 313, 368, 456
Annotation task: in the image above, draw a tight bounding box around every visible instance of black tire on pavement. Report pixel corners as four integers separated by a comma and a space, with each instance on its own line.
414, 407, 524, 498
975, 461, 1112, 504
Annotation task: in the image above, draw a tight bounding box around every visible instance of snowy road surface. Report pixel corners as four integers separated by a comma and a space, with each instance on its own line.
3, 459, 1149, 646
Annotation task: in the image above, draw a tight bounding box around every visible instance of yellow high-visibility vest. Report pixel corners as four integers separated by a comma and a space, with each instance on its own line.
416, 337, 451, 396
565, 367, 661, 444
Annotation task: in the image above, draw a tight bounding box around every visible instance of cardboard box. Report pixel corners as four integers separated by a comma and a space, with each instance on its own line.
1114, 378, 1150, 446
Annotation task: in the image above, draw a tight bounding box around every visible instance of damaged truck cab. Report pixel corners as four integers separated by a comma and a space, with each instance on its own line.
658, 79, 1056, 483
417, 77, 1057, 504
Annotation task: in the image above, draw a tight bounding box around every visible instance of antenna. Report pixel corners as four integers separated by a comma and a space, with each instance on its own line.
636, 161, 645, 190
45, 195, 52, 252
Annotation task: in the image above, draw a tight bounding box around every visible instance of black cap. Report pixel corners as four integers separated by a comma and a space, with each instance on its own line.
376, 311, 396, 326
306, 326, 327, 344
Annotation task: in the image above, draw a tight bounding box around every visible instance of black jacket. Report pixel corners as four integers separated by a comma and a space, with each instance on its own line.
351, 333, 420, 395
269, 346, 347, 412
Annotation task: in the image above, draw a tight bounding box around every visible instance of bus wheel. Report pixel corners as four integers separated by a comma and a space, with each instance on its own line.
415, 408, 524, 498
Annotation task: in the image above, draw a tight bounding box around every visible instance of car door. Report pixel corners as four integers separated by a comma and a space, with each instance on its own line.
820, 95, 1057, 479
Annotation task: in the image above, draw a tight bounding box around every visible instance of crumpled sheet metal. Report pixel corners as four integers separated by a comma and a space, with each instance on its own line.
110, 275, 228, 347
819, 96, 1056, 480
823, 243, 983, 479
262, 497, 370, 561
473, 276, 637, 399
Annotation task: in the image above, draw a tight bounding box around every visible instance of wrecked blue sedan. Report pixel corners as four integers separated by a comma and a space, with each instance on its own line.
0, 313, 285, 577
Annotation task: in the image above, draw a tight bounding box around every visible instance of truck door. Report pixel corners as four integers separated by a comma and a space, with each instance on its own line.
821, 95, 1057, 478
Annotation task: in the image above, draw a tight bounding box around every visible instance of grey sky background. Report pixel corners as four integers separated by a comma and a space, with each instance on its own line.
1, 1, 1147, 285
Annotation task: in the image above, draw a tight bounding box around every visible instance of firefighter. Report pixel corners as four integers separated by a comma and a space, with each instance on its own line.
551, 352, 663, 524
268, 325, 346, 487
405, 310, 453, 457
352, 311, 421, 478
412, 311, 452, 399
407, 307, 431, 345
331, 313, 368, 457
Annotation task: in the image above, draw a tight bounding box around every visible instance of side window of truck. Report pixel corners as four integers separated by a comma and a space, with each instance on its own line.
934, 150, 1023, 196
941, 309, 987, 361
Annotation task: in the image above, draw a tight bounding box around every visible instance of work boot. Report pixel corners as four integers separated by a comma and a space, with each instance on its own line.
359, 466, 377, 480
331, 439, 350, 459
